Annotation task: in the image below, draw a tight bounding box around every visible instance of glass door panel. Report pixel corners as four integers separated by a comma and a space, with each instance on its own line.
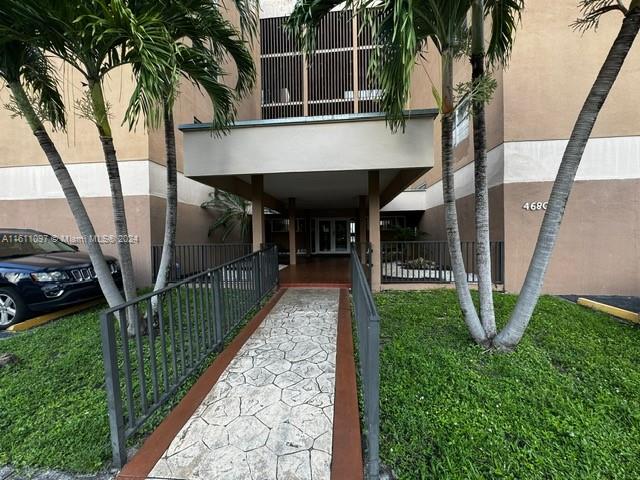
334, 220, 348, 252
319, 220, 332, 252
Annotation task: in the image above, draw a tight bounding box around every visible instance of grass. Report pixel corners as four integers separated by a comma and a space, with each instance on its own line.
0, 289, 268, 473
375, 290, 640, 480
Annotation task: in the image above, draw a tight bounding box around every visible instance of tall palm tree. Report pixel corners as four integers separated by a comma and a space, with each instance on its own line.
471, 0, 523, 339
494, 0, 640, 350
6, 0, 177, 305
148, 0, 257, 295
0, 39, 126, 309
289, 0, 523, 346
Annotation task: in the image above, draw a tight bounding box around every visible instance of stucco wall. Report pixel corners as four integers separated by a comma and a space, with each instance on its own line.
0, 196, 153, 287
503, 179, 640, 296
503, 0, 640, 142
0, 64, 149, 168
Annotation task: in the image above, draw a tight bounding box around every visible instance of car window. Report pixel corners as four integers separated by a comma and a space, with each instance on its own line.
0, 233, 75, 259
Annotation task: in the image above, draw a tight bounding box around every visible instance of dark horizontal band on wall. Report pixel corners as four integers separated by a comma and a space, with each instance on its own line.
178, 109, 439, 132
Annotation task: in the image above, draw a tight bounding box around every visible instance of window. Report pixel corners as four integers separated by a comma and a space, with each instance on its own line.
269, 218, 306, 233
270, 218, 289, 232
452, 102, 470, 147
380, 216, 406, 231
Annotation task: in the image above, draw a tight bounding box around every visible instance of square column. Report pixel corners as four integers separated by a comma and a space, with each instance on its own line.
368, 170, 381, 292
358, 195, 367, 261
251, 175, 265, 252
288, 198, 297, 265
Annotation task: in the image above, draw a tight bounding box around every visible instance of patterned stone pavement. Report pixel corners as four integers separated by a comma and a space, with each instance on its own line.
149, 288, 339, 480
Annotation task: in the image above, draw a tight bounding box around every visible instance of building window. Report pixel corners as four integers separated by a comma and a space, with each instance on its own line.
452, 102, 469, 147
270, 218, 289, 232
380, 216, 406, 231
269, 218, 306, 232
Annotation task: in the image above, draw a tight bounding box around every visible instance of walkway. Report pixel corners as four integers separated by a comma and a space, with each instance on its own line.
279, 257, 350, 288
148, 288, 339, 480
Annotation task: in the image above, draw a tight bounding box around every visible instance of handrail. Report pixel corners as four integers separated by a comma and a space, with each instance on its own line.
350, 244, 380, 480
101, 245, 278, 467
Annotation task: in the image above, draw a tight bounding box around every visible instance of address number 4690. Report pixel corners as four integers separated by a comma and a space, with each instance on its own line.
522, 201, 548, 211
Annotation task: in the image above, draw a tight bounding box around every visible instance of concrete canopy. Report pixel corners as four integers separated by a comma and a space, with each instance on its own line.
179, 110, 437, 212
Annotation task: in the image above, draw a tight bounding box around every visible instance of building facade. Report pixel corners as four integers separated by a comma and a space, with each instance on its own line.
0, 1, 638, 295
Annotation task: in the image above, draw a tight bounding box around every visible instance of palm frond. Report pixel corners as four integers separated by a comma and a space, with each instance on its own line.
484, 0, 524, 66
573, 0, 629, 31
0, 39, 66, 130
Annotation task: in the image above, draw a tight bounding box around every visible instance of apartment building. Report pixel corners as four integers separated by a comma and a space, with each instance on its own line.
1, 0, 637, 295
414, 0, 640, 295
0, 9, 261, 286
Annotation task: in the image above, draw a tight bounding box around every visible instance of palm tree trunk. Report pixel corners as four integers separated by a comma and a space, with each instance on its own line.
8, 81, 124, 308
441, 53, 488, 346
89, 80, 138, 305
153, 106, 178, 293
471, 0, 497, 339
494, 7, 640, 350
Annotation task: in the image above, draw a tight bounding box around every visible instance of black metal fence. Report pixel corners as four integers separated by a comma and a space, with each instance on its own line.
101, 246, 278, 467
381, 241, 504, 284
350, 245, 380, 480
151, 243, 252, 282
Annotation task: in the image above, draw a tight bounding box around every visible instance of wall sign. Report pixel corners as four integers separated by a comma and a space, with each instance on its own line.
522, 201, 548, 212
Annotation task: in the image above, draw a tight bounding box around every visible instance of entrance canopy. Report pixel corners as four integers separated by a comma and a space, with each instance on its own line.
179, 110, 437, 211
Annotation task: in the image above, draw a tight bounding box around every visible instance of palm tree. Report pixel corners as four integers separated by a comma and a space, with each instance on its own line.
149, 0, 257, 294
6, 0, 178, 305
0, 39, 126, 309
289, 0, 523, 346
201, 190, 252, 242
471, 0, 523, 339
494, 0, 640, 350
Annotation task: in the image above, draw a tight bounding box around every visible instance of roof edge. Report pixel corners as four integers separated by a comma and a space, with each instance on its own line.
179, 109, 439, 132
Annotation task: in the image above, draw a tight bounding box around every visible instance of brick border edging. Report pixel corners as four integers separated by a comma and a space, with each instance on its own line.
332, 288, 365, 480
117, 288, 287, 480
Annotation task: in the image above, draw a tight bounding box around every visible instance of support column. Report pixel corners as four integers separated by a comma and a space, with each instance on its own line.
251, 175, 264, 252
358, 195, 367, 261
368, 171, 381, 292
288, 198, 297, 265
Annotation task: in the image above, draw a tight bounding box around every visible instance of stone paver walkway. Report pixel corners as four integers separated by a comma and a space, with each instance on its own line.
149, 288, 339, 480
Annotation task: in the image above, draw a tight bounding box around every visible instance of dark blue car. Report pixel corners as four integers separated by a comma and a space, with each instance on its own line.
0, 229, 122, 329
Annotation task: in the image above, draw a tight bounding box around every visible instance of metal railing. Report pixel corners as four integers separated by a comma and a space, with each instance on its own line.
350, 245, 380, 480
151, 243, 252, 282
101, 246, 278, 467
381, 240, 504, 284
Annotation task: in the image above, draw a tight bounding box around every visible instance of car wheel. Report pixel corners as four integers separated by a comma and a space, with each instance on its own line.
0, 288, 27, 329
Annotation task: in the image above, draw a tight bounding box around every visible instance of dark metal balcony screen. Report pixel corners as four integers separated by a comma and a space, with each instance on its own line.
260, 9, 381, 119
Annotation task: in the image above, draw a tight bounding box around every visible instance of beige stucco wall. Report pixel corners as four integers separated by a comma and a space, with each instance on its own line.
504, 0, 640, 142
419, 185, 505, 242
0, 196, 154, 286
0, 64, 149, 168
149, 195, 231, 247
503, 179, 640, 296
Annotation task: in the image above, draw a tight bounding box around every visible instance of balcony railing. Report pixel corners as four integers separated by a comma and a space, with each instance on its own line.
101, 246, 279, 467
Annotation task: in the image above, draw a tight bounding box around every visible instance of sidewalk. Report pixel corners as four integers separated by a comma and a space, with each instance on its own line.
148, 288, 340, 480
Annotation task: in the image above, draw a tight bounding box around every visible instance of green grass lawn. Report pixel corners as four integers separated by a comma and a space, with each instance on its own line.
376, 290, 640, 479
0, 291, 265, 473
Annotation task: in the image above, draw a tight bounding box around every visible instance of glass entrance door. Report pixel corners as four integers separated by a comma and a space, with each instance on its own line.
334, 220, 348, 252
314, 218, 351, 254
318, 220, 332, 252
